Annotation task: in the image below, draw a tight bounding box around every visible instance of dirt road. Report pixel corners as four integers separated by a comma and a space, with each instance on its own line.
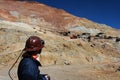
0, 64, 120, 80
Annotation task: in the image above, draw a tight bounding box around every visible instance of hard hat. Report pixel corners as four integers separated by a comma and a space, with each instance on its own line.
23, 36, 45, 51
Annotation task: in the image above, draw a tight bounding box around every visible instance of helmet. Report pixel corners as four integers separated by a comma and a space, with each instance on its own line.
23, 36, 45, 51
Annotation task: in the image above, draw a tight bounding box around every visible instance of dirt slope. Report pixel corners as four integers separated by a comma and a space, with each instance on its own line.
0, 1, 120, 80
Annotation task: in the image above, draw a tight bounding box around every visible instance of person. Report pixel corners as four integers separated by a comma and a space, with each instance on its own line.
17, 36, 50, 80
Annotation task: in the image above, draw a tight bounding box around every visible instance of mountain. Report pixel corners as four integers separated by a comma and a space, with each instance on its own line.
0, 1, 120, 34
1, 1, 120, 80
0, 0, 120, 70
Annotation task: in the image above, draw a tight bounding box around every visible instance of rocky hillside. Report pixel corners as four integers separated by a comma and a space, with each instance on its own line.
0, 0, 120, 70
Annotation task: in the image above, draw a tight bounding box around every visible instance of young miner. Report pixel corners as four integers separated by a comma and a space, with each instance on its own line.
17, 36, 50, 80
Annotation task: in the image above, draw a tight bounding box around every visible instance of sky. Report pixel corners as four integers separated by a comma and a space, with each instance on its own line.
33, 0, 120, 29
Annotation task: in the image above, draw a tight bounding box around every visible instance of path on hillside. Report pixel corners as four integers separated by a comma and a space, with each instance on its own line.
0, 64, 120, 80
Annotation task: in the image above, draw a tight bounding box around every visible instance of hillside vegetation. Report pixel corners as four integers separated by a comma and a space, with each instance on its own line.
0, 1, 120, 80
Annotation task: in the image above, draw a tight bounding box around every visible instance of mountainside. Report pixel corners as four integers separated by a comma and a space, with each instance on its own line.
0, 0, 120, 80
0, 1, 120, 80
0, 1, 120, 35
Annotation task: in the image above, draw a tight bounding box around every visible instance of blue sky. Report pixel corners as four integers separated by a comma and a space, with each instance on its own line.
34, 0, 120, 29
